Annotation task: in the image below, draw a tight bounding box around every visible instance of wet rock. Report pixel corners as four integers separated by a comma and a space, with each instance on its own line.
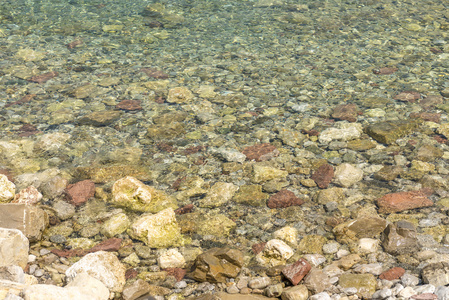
277, 128, 306, 146
309, 292, 331, 300
315, 187, 344, 205
364, 120, 419, 144
377, 190, 433, 214
394, 91, 421, 102
77, 110, 121, 126
435, 286, 449, 300
146, 122, 185, 140
415, 144, 443, 162
188, 247, 243, 283
116, 100, 142, 111
166, 87, 194, 103
381, 221, 418, 255
338, 273, 376, 299
74, 165, 152, 184
248, 277, 271, 289
28, 71, 58, 84
213, 292, 279, 299
158, 249, 185, 269
22, 272, 109, 300
373, 165, 404, 181
122, 279, 151, 300
198, 182, 238, 208
242, 143, 279, 162
311, 163, 334, 189
129, 208, 183, 248
100, 213, 130, 238
281, 284, 308, 300
66, 250, 126, 293
298, 235, 327, 254
0, 174, 15, 202
318, 123, 362, 143
65, 179, 95, 207
273, 226, 298, 245
333, 163, 363, 187
252, 165, 288, 183
0, 228, 28, 269
52, 200, 75, 220
111, 176, 177, 213
334, 254, 361, 271
422, 262, 449, 286
210, 147, 246, 163
282, 258, 311, 285
12, 186, 42, 205
379, 267, 406, 280
333, 217, 387, 244
256, 239, 294, 267
267, 190, 304, 209
266, 283, 283, 297
332, 103, 359, 122
0, 204, 48, 242
233, 185, 269, 207
195, 213, 236, 237
304, 268, 331, 294
410, 112, 441, 123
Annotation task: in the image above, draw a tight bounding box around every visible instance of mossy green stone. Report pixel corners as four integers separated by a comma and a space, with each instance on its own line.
298, 235, 327, 254
364, 120, 419, 144
196, 214, 236, 237
233, 185, 268, 207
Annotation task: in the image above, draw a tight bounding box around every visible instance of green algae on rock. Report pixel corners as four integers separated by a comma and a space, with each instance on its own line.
364, 120, 420, 145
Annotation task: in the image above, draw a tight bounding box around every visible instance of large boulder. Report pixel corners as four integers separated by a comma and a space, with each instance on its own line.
0, 204, 48, 242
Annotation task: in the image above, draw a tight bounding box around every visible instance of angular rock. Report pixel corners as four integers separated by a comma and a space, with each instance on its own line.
12, 186, 42, 205
311, 163, 334, 189
379, 267, 406, 281
0, 265, 25, 283
66, 251, 126, 293
318, 123, 362, 143
116, 100, 142, 111
338, 273, 376, 299
333, 217, 387, 244
233, 185, 269, 207
304, 268, 331, 294
242, 143, 279, 162
256, 239, 294, 267
100, 213, 130, 238
122, 279, 151, 300
130, 208, 182, 248
282, 258, 312, 285
111, 176, 177, 213
281, 284, 308, 300
248, 277, 271, 289
0, 228, 29, 269
365, 120, 419, 144
273, 226, 298, 245
189, 247, 243, 283
332, 103, 359, 122
65, 180, 95, 206
252, 165, 288, 183
166, 87, 193, 103
210, 147, 246, 163
298, 235, 327, 254
333, 163, 363, 187
377, 190, 433, 214
381, 221, 418, 255
0, 204, 48, 242
195, 213, 236, 237
158, 249, 185, 269
0, 174, 15, 203
422, 262, 449, 287
198, 182, 238, 208
77, 110, 121, 126
267, 190, 304, 209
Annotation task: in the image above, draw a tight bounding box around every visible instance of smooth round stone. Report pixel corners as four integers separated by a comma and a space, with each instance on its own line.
49, 234, 67, 244
174, 281, 187, 289
34, 269, 45, 277
323, 242, 340, 254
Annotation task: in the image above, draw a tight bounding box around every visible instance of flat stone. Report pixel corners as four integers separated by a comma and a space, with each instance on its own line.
282, 258, 312, 285
381, 221, 418, 255
0, 228, 29, 269
166, 87, 193, 103
116, 100, 142, 111
65, 180, 95, 206
122, 279, 151, 300
377, 190, 433, 214
74, 165, 152, 184
379, 267, 406, 280
233, 185, 269, 207
77, 110, 121, 126
267, 190, 304, 209
422, 262, 449, 287
281, 284, 308, 300
0, 204, 48, 242
242, 143, 279, 162
298, 235, 327, 254
365, 120, 419, 145
100, 213, 130, 238
248, 277, 271, 289
332, 103, 359, 122
333, 163, 363, 187
394, 91, 421, 102
311, 163, 334, 189
304, 268, 330, 293
338, 273, 376, 299
214, 292, 279, 300
198, 182, 238, 208
252, 165, 288, 183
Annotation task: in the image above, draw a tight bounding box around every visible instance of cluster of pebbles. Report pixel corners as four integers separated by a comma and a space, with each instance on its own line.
1, 0, 449, 299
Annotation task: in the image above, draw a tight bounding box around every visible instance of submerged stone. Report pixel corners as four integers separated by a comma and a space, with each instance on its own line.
364, 120, 419, 145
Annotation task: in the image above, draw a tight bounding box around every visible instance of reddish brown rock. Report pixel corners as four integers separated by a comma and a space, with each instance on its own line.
411, 294, 438, 300
116, 100, 142, 111
267, 190, 304, 209
242, 143, 279, 162
377, 190, 433, 214
379, 267, 405, 280
125, 268, 138, 280
18, 124, 40, 137
373, 67, 398, 75
28, 71, 59, 84
419, 95, 444, 109
174, 204, 194, 215
65, 180, 95, 206
165, 268, 186, 281
5, 94, 36, 108
66, 39, 83, 49
282, 258, 312, 285
311, 163, 334, 189
410, 112, 441, 123
252, 242, 266, 255
141, 68, 169, 79
51, 248, 86, 258
88, 238, 122, 253
393, 91, 421, 103
331, 103, 359, 122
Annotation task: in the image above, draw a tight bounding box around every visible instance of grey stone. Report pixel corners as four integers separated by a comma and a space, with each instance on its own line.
381, 222, 418, 255
422, 262, 449, 286
281, 284, 308, 300
0, 265, 25, 283
122, 279, 151, 300
265, 283, 283, 298
0, 204, 48, 242
435, 286, 449, 300
304, 268, 330, 294
401, 273, 420, 287
308, 292, 331, 300
249, 277, 271, 289
52, 200, 76, 221
0, 228, 29, 269
371, 288, 392, 299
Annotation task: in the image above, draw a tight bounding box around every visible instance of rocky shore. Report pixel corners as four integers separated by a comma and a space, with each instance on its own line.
2, 0, 449, 299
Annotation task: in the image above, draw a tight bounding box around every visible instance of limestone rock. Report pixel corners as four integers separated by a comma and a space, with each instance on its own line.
66, 251, 126, 293
189, 247, 243, 283
198, 182, 238, 208
0, 228, 29, 269
304, 268, 331, 294
273, 226, 298, 245
0, 174, 15, 203
22, 273, 109, 300
256, 239, 294, 267
422, 262, 449, 287
333, 217, 387, 245
158, 249, 185, 269
129, 208, 183, 248
333, 163, 363, 187
122, 279, 151, 300
195, 213, 236, 237
338, 273, 376, 299
210, 147, 246, 163
111, 176, 177, 213
318, 123, 362, 143
0, 204, 48, 242
100, 213, 130, 238
252, 165, 288, 183
233, 185, 269, 207
298, 235, 327, 254
381, 221, 418, 255
77, 110, 121, 126
166, 87, 194, 103
281, 284, 308, 300
365, 120, 419, 144
12, 186, 42, 205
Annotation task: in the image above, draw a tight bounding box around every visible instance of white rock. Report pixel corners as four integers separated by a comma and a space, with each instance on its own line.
199, 182, 239, 208
309, 292, 331, 300
0, 228, 29, 269
322, 242, 340, 254
397, 286, 417, 298
66, 251, 126, 293
333, 163, 363, 187
211, 147, 246, 163
436, 286, 449, 300
371, 288, 392, 299
273, 226, 298, 245
0, 174, 15, 202
357, 238, 379, 254
281, 284, 308, 300
401, 273, 419, 287
414, 284, 435, 294
353, 263, 383, 275
318, 123, 362, 143
100, 213, 130, 238
157, 249, 185, 269
256, 239, 294, 267
248, 277, 271, 289
22, 273, 109, 300
14, 186, 42, 205
302, 254, 326, 267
